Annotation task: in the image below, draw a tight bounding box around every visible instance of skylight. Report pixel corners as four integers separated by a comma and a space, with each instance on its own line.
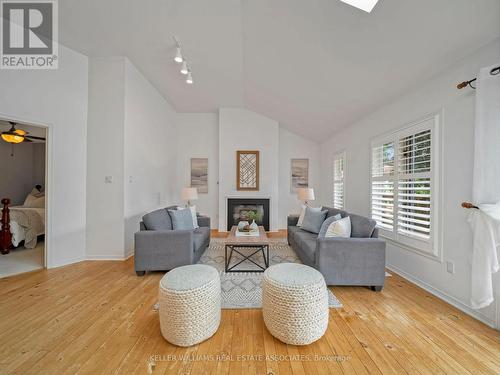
340, 0, 380, 13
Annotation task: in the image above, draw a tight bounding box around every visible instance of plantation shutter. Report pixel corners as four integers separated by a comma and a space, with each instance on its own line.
397, 129, 432, 241
333, 153, 345, 209
371, 114, 438, 256
371, 142, 395, 232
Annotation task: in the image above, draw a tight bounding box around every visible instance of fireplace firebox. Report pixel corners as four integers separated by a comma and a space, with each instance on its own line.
227, 198, 270, 231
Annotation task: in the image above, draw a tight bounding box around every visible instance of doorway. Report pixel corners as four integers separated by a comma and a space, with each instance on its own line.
0, 119, 47, 277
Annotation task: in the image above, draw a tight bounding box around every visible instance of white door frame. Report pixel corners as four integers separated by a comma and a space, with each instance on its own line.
0, 112, 52, 268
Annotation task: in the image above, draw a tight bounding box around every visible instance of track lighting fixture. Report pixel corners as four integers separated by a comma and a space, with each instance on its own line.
173, 36, 194, 84
180, 60, 188, 75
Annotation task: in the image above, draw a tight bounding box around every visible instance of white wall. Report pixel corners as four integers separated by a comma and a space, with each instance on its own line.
218, 108, 280, 231
0, 45, 88, 268
33, 143, 46, 189
319, 38, 500, 326
87, 57, 179, 259
176, 113, 219, 228
124, 60, 178, 254
86, 57, 126, 259
278, 127, 321, 228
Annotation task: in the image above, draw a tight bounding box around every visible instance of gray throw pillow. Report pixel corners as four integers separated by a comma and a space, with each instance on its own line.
168, 208, 195, 230
143, 209, 172, 230
318, 214, 342, 238
300, 207, 328, 234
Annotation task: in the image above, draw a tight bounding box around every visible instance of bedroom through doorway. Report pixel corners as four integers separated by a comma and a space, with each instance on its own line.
0, 119, 47, 278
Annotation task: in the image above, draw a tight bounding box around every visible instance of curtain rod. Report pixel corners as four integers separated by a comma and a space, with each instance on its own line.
457, 65, 500, 89
462, 202, 479, 209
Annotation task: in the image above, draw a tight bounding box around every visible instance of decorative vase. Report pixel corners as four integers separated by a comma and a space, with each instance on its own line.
238, 221, 249, 231
249, 220, 258, 231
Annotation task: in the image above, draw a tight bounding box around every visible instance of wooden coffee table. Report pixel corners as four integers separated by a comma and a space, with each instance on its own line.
225, 226, 269, 273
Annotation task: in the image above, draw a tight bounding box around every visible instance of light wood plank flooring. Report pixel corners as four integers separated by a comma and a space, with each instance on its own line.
1, 237, 499, 374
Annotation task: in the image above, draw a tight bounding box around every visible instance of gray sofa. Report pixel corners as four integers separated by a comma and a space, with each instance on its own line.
287, 207, 386, 291
134, 206, 210, 276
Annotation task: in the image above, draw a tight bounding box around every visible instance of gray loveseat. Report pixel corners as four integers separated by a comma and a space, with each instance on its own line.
134, 206, 210, 276
288, 207, 386, 291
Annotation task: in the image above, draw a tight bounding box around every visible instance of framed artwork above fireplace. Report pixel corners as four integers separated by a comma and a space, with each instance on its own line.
236, 150, 259, 191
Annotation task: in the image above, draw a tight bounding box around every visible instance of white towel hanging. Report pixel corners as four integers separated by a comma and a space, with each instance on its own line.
468, 204, 500, 309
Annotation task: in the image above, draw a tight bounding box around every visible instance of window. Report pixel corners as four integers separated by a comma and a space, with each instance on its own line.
333, 152, 345, 209
370, 114, 439, 256
371, 142, 395, 231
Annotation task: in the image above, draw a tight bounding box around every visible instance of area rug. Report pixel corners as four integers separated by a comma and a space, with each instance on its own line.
197, 238, 343, 309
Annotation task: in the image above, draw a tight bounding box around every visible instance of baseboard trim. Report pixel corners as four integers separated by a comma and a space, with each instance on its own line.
86, 254, 131, 261
48, 255, 86, 269
387, 263, 496, 328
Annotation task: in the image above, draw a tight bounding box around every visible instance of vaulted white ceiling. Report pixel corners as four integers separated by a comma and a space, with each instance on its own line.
59, 0, 500, 141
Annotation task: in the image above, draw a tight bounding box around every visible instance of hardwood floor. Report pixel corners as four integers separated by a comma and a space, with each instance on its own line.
1, 237, 499, 374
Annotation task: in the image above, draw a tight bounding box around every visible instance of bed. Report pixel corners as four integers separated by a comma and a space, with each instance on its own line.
1, 188, 45, 254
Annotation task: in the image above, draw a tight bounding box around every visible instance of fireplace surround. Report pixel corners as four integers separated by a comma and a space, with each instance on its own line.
227, 198, 270, 231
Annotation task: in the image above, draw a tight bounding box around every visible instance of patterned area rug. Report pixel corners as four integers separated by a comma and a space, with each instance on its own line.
198, 238, 343, 309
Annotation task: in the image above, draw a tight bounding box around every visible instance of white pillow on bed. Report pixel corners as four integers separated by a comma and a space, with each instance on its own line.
24, 195, 45, 208
23, 189, 45, 206
23, 194, 37, 207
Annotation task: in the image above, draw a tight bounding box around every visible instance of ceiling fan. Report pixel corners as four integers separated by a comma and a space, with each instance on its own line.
1, 122, 46, 144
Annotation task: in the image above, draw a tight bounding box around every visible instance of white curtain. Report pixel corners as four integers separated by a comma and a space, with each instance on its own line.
469, 63, 500, 309
472, 63, 500, 204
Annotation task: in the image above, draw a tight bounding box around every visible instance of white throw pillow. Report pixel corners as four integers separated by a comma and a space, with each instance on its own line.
177, 205, 199, 228
325, 216, 351, 238
297, 205, 322, 227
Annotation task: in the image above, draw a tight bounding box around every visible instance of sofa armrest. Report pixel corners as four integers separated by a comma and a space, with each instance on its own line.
197, 215, 211, 228
316, 237, 386, 286
134, 230, 194, 271
317, 237, 386, 259
288, 215, 300, 227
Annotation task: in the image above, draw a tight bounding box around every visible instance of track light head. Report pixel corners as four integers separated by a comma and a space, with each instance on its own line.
174, 47, 183, 63
180, 60, 188, 75
186, 71, 193, 84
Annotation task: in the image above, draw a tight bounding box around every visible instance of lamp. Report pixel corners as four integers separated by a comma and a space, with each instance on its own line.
181, 187, 198, 206
186, 71, 193, 84
297, 188, 315, 206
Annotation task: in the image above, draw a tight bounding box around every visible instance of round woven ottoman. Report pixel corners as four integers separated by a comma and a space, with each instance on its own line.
159, 264, 221, 347
262, 263, 329, 345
